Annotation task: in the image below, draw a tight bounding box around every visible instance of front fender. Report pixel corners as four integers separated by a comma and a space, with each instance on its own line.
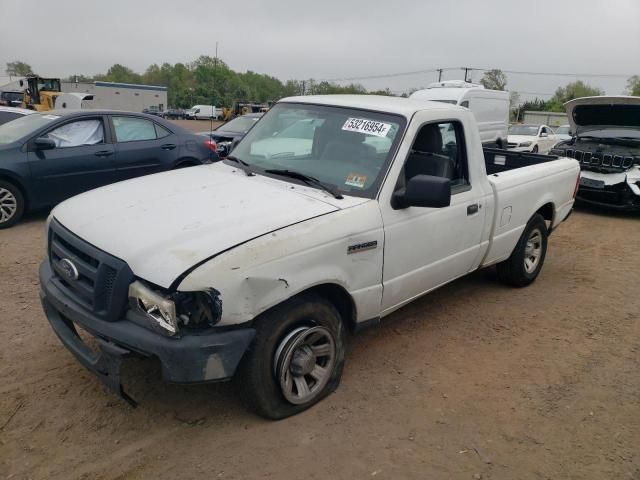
177, 201, 385, 326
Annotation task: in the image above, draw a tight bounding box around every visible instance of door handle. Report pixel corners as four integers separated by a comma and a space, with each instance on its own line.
467, 203, 479, 215
161, 143, 177, 150
94, 150, 114, 157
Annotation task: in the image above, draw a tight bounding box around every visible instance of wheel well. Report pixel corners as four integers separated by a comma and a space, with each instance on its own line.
536, 202, 554, 231
174, 158, 199, 168
0, 175, 28, 210
304, 284, 357, 333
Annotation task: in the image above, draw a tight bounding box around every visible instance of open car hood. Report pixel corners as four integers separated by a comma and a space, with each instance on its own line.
565, 96, 640, 135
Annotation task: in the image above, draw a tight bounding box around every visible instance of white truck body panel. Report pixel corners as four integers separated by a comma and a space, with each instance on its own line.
410, 83, 509, 146
50, 95, 579, 328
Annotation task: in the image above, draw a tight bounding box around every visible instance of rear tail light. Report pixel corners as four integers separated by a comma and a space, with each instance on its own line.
204, 139, 217, 153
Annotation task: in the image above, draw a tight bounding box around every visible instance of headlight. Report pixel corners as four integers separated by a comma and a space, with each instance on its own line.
128, 281, 222, 336
129, 281, 178, 335
519, 141, 532, 147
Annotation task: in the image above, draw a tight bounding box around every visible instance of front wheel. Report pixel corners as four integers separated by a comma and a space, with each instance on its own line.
0, 180, 25, 229
497, 213, 548, 287
531, 145, 539, 153
236, 294, 346, 419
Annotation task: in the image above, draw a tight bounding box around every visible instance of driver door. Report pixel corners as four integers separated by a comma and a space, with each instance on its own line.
27, 116, 117, 206
379, 116, 488, 314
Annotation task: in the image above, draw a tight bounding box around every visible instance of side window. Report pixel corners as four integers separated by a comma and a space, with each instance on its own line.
113, 117, 157, 142
0, 111, 21, 125
460, 100, 470, 108
154, 123, 171, 139
400, 121, 469, 192
46, 119, 104, 148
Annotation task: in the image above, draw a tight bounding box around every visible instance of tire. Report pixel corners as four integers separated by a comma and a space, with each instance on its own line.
497, 213, 548, 287
0, 180, 25, 229
236, 293, 347, 420
532, 145, 539, 153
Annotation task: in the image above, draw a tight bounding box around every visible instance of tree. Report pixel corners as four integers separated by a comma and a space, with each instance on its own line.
627, 75, 640, 96
479, 69, 507, 91
545, 80, 604, 112
95, 64, 142, 84
6, 61, 34, 77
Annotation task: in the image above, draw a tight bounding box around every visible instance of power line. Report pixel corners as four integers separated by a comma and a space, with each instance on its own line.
324, 68, 439, 82
324, 66, 634, 83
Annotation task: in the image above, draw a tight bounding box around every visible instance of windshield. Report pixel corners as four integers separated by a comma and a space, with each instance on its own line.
432, 99, 458, 105
0, 113, 60, 144
509, 125, 538, 136
230, 103, 405, 198
555, 126, 570, 135
219, 115, 260, 133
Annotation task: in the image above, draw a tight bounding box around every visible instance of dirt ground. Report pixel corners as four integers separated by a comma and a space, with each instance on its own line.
1, 207, 639, 480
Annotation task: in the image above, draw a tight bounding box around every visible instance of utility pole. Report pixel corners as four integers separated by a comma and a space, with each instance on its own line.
463, 67, 470, 82
437, 69, 443, 82
301, 80, 306, 96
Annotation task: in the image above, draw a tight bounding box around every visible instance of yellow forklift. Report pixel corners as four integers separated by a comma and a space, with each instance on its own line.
20, 76, 62, 111
222, 102, 271, 121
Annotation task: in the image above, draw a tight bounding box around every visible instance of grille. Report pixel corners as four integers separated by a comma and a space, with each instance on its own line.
48, 220, 133, 321
507, 142, 518, 148
562, 149, 635, 171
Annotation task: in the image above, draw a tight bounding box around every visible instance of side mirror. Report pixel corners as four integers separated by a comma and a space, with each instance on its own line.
19, 80, 24, 87
33, 137, 56, 150
392, 175, 451, 210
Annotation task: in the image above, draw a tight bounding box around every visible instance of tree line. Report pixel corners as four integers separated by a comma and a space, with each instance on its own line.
5, 60, 640, 114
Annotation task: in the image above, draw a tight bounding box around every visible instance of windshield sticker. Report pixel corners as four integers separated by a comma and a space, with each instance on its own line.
345, 173, 367, 188
342, 118, 392, 138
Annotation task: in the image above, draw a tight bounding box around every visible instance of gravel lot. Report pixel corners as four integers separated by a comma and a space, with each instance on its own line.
1, 207, 639, 480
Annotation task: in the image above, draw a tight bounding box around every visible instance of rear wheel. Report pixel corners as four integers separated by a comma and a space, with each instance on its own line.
0, 180, 24, 229
236, 294, 346, 420
497, 214, 548, 287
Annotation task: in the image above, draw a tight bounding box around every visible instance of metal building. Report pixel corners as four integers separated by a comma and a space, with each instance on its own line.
522, 111, 568, 127
61, 81, 168, 112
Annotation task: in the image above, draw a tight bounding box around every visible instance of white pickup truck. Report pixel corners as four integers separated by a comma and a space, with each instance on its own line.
39, 95, 580, 419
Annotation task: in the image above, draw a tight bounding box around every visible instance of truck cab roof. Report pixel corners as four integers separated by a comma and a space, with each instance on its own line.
279, 94, 464, 118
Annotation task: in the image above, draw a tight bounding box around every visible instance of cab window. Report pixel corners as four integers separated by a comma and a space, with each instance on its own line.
397, 121, 469, 193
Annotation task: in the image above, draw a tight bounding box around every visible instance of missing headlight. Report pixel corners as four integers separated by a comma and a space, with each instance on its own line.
175, 288, 223, 330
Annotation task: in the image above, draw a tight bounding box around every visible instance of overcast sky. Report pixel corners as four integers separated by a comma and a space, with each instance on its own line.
1, 0, 639, 99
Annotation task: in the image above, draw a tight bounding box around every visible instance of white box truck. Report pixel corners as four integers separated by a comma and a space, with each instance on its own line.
185, 105, 223, 120
410, 81, 509, 148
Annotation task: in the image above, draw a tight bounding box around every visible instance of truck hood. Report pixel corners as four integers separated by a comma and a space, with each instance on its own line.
52, 163, 346, 288
565, 96, 640, 135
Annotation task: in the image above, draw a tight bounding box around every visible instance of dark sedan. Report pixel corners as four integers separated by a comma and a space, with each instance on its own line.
0, 110, 218, 228
198, 113, 262, 158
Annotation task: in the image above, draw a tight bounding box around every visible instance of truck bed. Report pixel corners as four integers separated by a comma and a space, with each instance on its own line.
483, 147, 559, 175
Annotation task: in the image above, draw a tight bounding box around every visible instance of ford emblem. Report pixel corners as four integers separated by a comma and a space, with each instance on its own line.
58, 258, 79, 281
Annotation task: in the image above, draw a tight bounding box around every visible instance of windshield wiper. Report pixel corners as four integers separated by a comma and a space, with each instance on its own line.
226, 155, 254, 176
264, 169, 343, 199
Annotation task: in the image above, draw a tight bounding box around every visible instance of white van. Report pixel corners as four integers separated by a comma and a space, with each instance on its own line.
410, 81, 509, 147
185, 105, 222, 120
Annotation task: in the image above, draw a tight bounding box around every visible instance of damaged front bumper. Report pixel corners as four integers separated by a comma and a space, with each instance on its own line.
576, 169, 640, 211
39, 261, 255, 405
